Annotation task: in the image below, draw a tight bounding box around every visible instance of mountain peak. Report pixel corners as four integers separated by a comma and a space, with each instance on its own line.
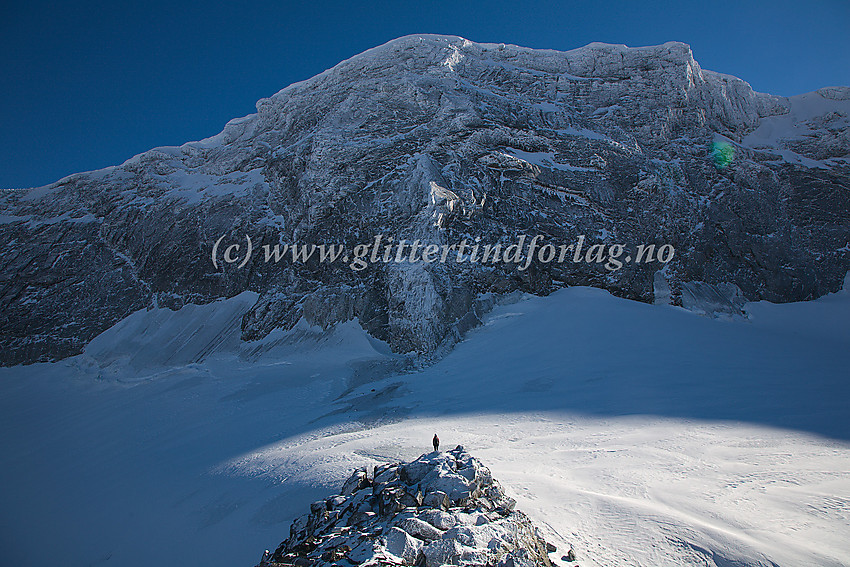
260, 445, 558, 567
1, 34, 848, 366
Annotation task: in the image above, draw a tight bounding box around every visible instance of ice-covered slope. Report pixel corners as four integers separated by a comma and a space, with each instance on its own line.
1, 280, 848, 566
743, 87, 850, 168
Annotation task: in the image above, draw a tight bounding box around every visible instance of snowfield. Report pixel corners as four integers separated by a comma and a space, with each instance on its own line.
1, 281, 849, 567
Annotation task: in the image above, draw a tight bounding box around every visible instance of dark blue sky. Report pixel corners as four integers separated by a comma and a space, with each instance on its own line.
2, 0, 848, 189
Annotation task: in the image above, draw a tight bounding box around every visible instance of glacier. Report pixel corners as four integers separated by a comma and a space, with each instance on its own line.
1, 281, 848, 566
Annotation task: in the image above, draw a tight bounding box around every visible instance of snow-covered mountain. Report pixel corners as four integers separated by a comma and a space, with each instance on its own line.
1, 36, 849, 566
2, 35, 850, 366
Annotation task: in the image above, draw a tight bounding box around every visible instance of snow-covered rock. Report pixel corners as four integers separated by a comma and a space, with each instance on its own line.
384, 526, 424, 564
261, 445, 554, 567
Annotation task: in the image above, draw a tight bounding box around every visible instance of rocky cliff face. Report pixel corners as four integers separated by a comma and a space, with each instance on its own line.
259, 446, 559, 567
2, 35, 849, 365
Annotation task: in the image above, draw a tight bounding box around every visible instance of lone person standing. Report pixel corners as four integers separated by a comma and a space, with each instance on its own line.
433, 433, 440, 452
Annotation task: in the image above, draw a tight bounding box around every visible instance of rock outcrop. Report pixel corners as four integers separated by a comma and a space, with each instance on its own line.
2, 35, 849, 365
259, 446, 556, 567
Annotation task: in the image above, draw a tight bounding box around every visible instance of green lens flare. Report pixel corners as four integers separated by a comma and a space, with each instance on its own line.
710, 141, 735, 169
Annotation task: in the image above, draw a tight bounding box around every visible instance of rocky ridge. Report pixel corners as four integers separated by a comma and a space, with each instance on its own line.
258, 446, 561, 567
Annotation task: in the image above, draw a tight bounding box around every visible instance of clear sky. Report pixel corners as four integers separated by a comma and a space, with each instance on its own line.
2, 0, 848, 189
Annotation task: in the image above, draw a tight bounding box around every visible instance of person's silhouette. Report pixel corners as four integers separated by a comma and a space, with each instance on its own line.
433, 433, 440, 452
